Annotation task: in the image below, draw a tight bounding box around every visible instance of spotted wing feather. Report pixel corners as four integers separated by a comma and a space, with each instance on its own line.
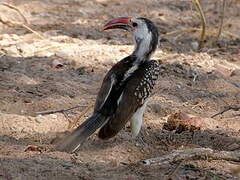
98, 60, 160, 139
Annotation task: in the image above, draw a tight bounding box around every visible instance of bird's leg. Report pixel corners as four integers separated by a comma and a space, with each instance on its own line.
134, 129, 146, 146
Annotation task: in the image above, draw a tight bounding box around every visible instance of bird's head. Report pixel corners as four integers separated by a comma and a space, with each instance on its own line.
103, 16, 159, 60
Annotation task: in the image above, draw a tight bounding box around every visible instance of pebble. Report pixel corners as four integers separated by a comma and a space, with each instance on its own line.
233, 82, 240, 87
4, 46, 19, 56
231, 69, 240, 77
191, 41, 199, 51
17, 43, 36, 56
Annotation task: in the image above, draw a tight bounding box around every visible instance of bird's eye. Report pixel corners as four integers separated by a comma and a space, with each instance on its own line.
132, 22, 138, 27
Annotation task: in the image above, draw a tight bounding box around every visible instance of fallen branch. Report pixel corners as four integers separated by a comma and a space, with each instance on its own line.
192, 0, 206, 50
141, 148, 240, 165
36, 105, 87, 115
211, 105, 240, 118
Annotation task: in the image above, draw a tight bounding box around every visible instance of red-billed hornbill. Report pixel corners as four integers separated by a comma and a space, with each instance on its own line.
56, 16, 160, 153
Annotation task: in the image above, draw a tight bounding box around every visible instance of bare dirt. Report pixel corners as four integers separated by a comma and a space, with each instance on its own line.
0, 0, 240, 179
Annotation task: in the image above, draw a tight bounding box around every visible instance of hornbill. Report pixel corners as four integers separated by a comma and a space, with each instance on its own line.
56, 16, 160, 153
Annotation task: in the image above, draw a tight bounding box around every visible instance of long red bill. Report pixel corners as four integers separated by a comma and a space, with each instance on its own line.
102, 17, 132, 31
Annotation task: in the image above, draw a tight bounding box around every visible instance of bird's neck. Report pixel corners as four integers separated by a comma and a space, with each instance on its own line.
132, 37, 155, 64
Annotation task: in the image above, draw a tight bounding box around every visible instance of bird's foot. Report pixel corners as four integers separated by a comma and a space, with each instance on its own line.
134, 131, 146, 147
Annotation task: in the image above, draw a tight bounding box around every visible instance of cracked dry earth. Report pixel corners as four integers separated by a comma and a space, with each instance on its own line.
0, 0, 240, 179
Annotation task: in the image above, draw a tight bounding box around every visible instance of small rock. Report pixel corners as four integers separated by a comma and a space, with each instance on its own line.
52, 59, 64, 68
127, 149, 132, 152
75, 67, 86, 75
191, 41, 199, 50
147, 102, 162, 114
103, 59, 116, 65
17, 43, 35, 56
135, 143, 140, 147
231, 69, 240, 77
4, 46, 19, 56
55, 51, 70, 58
233, 82, 240, 87
35, 115, 43, 123
23, 98, 32, 103
227, 143, 240, 151
176, 84, 182, 89
214, 64, 232, 77
62, 162, 73, 168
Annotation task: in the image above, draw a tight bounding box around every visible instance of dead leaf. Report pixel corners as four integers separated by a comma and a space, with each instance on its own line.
24, 145, 45, 153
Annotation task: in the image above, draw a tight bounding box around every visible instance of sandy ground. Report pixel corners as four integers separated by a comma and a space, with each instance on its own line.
0, 0, 240, 179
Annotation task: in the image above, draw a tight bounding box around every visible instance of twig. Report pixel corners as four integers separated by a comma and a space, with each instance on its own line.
0, 3, 45, 39
211, 105, 240, 118
1, 18, 45, 39
163, 26, 238, 41
68, 104, 94, 129
161, 27, 200, 37
0, 3, 29, 24
141, 148, 240, 165
0, 15, 45, 39
34, 44, 75, 54
222, 31, 240, 39
192, 0, 207, 50
216, 0, 226, 41
21, 24, 45, 39
36, 105, 87, 115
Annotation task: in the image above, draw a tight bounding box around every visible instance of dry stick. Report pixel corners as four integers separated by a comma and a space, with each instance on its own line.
0, 4, 45, 40
36, 105, 87, 116
68, 104, 94, 129
0, 3, 29, 24
34, 44, 75, 54
0, 15, 45, 39
20, 23, 45, 39
192, 0, 206, 50
206, 0, 227, 47
163, 27, 238, 41
222, 31, 240, 39
216, 0, 226, 41
211, 105, 240, 118
161, 27, 200, 37
141, 148, 240, 165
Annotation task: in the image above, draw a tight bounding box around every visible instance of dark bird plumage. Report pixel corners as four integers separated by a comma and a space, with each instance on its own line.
56, 16, 161, 153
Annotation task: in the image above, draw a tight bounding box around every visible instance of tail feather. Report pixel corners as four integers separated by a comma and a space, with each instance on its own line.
55, 113, 108, 153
